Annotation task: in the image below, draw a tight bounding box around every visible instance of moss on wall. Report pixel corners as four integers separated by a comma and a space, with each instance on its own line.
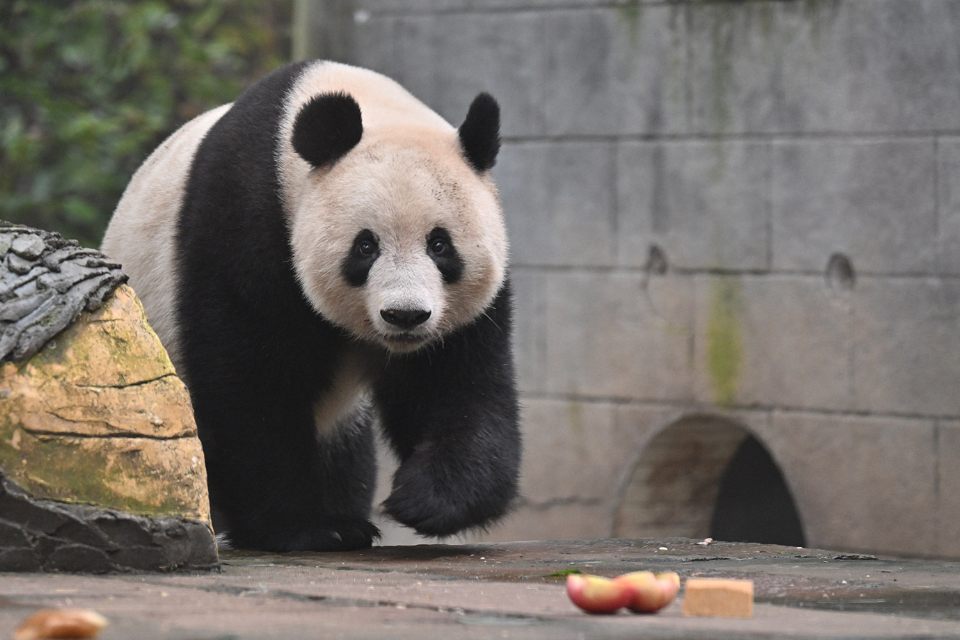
706, 277, 743, 406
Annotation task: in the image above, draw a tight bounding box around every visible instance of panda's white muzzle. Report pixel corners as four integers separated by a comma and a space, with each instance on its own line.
367, 253, 445, 351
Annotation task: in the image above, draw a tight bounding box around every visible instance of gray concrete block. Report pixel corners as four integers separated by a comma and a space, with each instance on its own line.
511, 269, 549, 394
359, 14, 545, 137
772, 140, 937, 274
515, 398, 620, 505
693, 275, 855, 411
512, 400, 681, 518
434, 12, 546, 138
852, 278, 960, 416
375, 16, 443, 112
937, 420, 960, 557
544, 272, 694, 400
355, 0, 467, 12
768, 412, 938, 557
470, 501, 614, 543
617, 141, 771, 271
496, 142, 618, 267
542, 8, 687, 136
938, 138, 960, 275
689, 0, 960, 134
349, 16, 404, 82
356, 0, 616, 12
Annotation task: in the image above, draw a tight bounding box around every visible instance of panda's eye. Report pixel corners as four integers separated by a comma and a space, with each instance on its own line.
426, 227, 463, 284
356, 239, 377, 257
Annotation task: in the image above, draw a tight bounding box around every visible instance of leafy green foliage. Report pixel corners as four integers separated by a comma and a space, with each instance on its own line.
0, 0, 290, 247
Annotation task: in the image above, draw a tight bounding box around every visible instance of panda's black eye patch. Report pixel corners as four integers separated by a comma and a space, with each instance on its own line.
342, 229, 379, 287
427, 227, 463, 285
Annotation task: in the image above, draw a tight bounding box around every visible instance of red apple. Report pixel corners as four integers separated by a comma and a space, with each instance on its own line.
656, 571, 681, 603
566, 574, 634, 614
613, 571, 681, 613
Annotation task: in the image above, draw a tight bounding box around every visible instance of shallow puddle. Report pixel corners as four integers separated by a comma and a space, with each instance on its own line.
766, 590, 960, 621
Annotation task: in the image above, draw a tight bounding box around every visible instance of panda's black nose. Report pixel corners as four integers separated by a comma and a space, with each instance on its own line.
381, 308, 431, 329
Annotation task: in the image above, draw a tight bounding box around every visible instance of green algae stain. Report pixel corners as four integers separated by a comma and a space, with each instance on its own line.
0, 285, 206, 521
27, 286, 175, 384
617, 0, 644, 45
706, 278, 743, 406
0, 424, 187, 518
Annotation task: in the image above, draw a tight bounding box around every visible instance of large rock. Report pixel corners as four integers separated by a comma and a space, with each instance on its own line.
0, 222, 216, 571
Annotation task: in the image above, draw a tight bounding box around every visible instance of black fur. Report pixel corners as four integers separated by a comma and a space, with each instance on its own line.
292, 92, 363, 168
375, 282, 520, 536
173, 62, 520, 551
427, 227, 464, 285
341, 229, 380, 287
458, 93, 501, 173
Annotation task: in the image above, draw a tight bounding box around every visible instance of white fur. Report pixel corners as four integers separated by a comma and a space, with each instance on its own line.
101, 104, 232, 371
282, 62, 508, 352
312, 350, 371, 438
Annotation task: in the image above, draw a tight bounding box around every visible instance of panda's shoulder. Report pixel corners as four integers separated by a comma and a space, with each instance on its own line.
178, 63, 313, 289
196, 61, 312, 163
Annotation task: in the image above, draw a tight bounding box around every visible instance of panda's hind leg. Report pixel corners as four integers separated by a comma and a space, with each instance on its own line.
203, 396, 380, 552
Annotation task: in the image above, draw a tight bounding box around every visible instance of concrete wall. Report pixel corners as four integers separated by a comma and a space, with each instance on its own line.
305, 0, 960, 557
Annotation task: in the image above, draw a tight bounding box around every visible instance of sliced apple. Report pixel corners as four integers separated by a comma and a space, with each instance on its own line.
656, 571, 681, 603
614, 571, 681, 613
14, 609, 109, 640
565, 574, 634, 614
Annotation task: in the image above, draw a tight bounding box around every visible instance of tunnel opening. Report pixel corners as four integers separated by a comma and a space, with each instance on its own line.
614, 416, 806, 547
709, 435, 806, 547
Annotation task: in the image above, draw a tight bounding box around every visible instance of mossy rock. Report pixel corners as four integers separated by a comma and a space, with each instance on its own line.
0, 223, 216, 571
1, 285, 211, 523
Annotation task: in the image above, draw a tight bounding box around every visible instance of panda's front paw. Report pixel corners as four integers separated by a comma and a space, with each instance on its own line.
383, 484, 461, 537
383, 454, 514, 537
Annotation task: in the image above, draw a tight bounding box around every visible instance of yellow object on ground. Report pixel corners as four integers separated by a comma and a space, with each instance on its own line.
681, 578, 754, 618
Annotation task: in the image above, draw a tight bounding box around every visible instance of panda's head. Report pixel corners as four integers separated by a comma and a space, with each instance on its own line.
286, 91, 508, 353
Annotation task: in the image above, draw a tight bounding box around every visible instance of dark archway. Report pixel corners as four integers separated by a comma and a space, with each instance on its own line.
614, 416, 749, 539
614, 416, 806, 546
709, 435, 806, 547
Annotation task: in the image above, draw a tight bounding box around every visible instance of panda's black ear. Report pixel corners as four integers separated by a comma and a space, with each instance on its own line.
458, 93, 500, 173
292, 92, 363, 168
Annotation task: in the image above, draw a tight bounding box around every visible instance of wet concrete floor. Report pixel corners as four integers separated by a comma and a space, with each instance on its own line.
0, 538, 958, 639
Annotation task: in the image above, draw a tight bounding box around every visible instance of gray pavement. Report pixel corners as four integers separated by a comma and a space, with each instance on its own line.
1, 538, 958, 639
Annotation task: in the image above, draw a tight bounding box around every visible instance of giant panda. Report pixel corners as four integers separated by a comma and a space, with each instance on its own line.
101, 60, 521, 552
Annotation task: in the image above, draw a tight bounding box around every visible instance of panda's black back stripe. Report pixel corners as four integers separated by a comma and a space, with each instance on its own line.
176, 61, 310, 321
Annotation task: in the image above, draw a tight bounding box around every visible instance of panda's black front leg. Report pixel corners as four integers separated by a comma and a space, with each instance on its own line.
195, 389, 381, 552
180, 294, 381, 552
374, 284, 521, 537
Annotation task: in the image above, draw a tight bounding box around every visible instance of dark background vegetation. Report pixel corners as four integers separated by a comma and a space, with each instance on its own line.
0, 0, 292, 247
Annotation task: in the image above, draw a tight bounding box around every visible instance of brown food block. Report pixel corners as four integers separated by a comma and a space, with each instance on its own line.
681, 578, 754, 618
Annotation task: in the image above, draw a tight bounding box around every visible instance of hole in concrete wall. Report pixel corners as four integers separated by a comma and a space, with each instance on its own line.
826, 253, 855, 292
614, 416, 805, 546
614, 416, 749, 540
709, 435, 806, 547
645, 244, 668, 275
